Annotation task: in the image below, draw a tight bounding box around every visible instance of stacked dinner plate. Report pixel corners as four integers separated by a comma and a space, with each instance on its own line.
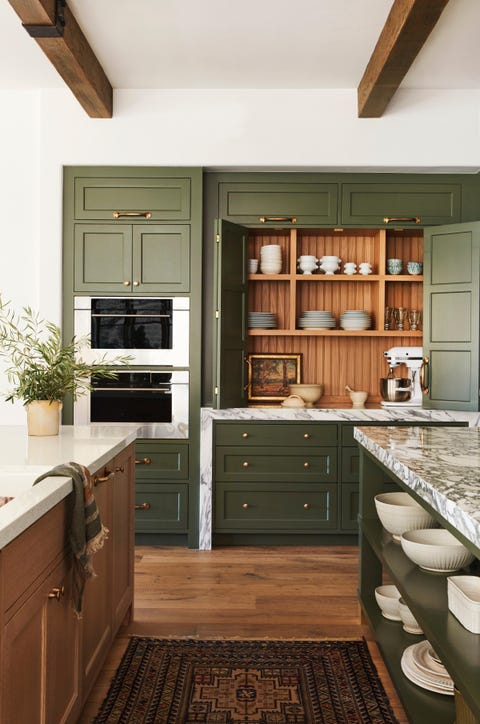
401, 640, 454, 696
248, 311, 277, 329
339, 309, 371, 330
298, 310, 336, 330
260, 244, 282, 274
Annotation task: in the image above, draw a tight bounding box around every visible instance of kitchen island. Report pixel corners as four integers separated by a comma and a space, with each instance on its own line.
355, 425, 480, 724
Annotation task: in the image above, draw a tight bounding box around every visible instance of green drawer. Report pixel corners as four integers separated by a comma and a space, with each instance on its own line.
214, 422, 338, 447
134, 484, 188, 532
215, 482, 338, 531
74, 175, 192, 221
215, 446, 337, 482
135, 442, 189, 480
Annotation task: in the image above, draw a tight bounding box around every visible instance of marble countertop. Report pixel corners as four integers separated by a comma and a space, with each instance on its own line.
354, 425, 480, 552
0, 425, 137, 548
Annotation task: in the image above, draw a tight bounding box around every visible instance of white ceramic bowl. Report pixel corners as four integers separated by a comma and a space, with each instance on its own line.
374, 584, 401, 621
288, 383, 323, 407
398, 597, 423, 634
400, 528, 476, 573
374, 492, 437, 541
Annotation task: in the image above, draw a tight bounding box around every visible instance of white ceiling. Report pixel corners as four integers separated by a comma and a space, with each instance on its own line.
0, 0, 479, 92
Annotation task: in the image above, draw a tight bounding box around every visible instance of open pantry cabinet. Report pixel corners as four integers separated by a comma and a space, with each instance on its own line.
214, 221, 423, 408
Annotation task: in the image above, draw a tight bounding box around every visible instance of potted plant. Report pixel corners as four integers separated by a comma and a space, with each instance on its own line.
0, 295, 131, 435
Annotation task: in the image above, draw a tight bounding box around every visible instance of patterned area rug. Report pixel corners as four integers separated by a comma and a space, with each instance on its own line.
94, 638, 399, 724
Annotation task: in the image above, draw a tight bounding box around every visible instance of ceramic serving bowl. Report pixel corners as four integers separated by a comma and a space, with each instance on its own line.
386, 258, 403, 274
374, 584, 401, 621
407, 261, 423, 275
288, 383, 323, 407
398, 597, 423, 634
374, 492, 437, 541
400, 528, 476, 573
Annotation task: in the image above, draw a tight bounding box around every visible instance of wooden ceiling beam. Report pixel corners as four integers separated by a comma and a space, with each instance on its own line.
357, 0, 451, 118
7, 0, 113, 118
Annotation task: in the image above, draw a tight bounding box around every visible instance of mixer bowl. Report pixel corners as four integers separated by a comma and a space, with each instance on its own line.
380, 377, 411, 402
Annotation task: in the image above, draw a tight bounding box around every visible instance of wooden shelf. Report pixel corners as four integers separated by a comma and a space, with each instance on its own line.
249, 274, 423, 282
248, 329, 423, 337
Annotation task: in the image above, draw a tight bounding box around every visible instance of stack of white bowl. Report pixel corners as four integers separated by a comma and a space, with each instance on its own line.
339, 310, 371, 330
298, 310, 336, 330
248, 312, 277, 329
260, 245, 282, 274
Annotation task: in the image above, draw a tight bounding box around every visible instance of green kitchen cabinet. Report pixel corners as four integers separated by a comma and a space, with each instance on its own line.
218, 181, 339, 226
341, 182, 462, 227
423, 221, 480, 410
74, 223, 190, 293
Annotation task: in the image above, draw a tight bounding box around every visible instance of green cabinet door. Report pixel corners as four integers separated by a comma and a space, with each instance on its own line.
74, 223, 132, 292
341, 183, 462, 226
132, 224, 190, 293
214, 220, 248, 408
219, 182, 339, 226
423, 221, 480, 410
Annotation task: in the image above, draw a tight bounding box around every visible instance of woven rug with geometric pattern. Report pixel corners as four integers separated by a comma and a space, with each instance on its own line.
93, 637, 399, 724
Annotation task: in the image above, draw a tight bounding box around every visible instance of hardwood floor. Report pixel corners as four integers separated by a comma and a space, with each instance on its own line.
78, 545, 408, 723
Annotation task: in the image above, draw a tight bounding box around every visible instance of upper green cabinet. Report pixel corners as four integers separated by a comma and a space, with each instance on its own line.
74, 223, 190, 293
74, 174, 192, 221
219, 182, 339, 226
341, 183, 462, 226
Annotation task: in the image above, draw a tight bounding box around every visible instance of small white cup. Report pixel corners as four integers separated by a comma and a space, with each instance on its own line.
359, 262, 372, 275
344, 262, 357, 275
248, 259, 259, 273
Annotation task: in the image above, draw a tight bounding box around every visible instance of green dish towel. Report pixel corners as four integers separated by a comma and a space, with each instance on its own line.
34, 462, 109, 616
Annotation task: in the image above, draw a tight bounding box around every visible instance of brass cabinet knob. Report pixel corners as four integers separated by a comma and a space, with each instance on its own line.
135, 502, 151, 511
242, 461, 249, 468
303, 433, 311, 439
123, 280, 131, 286
303, 462, 310, 469
48, 585, 65, 600
115, 465, 124, 473
242, 432, 249, 438
242, 503, 249, 509
133, 281, 139, 286
303, 503, 311, 510
135, 457, 152, 465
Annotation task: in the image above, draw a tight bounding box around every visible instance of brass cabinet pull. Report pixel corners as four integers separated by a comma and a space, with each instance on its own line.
123, 280, 131, 286
242, 503, 249, 509
115, 465, 124, 473
303, 503, 311, 510
420, 356, 430, 393
133, 281, 139, 287
135, 457, 152, 465
303, 433, 311, 439
259, 216, 296, 224
242, 461, 249, 468
242, 432, 249, 439
48, 586, 65, 600
303, 462, 310, 469
94, 470, 114, 485
113, 211, 152, 219
383, 216, 420, 224
135, 502, 151, 511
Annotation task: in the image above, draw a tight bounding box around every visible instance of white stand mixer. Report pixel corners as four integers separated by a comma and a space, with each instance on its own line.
381, 346, 423, 407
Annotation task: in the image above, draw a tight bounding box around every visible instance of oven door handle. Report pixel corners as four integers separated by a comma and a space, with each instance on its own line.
92, 387, 171, 392
91, 313, 171, 318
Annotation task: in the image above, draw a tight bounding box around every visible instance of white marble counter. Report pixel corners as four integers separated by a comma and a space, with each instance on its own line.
0, 425, 137, 548
354, 425, 480, 552
199, 407, 478, 549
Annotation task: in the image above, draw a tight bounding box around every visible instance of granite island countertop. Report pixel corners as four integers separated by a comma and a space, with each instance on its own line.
0, 424, 138, 548
354, 425, 480, 552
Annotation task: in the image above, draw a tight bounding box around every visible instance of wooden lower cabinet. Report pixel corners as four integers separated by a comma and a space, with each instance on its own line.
0, 443, 135, 724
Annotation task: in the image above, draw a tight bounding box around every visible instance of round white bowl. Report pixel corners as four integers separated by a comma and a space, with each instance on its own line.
374, 492, 437, 541
288, 383, 323, 407
374, 584, 401, 621
400, 528, 476, 573
398, 597, 423, 634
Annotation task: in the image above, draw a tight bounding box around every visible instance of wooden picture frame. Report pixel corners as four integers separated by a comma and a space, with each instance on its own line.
247, 353, 302, 402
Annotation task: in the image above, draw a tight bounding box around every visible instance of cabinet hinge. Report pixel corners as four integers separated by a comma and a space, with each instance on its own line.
214, 386, 219, 395
216, 233, 220, 243
215, 310, 220, 319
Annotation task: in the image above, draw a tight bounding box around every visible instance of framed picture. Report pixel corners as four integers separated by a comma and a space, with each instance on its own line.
247, 353, 302, 402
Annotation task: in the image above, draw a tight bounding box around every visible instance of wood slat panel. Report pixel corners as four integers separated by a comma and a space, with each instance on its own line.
297, 229, 382, 273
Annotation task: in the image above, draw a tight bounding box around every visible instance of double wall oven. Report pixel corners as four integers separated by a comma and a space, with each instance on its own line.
73, 297, 190, 436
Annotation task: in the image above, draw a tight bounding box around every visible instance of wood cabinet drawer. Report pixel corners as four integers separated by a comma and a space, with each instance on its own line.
134, 484, 188, 532
135, 442, 189, 480
215, 483, 337, 531
215, 446, 337, 482
341, 182, 461, 226
219, 182, 339, 226
214, 422, 338, 447
74, 175, 192, 220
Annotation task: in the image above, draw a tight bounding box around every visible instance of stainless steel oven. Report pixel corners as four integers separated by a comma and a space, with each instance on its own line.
74, 296, 189, 367
74, 370, 189, 437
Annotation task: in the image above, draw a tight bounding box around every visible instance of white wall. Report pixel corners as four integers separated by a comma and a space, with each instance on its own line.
0, 85, 479, 423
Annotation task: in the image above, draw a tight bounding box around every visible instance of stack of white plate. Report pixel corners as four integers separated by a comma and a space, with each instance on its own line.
248, 312, 277, 329
260, 244, 282, 274
298, 310, 336, 330
339, 310, 371, 330
401, 641, 454, 696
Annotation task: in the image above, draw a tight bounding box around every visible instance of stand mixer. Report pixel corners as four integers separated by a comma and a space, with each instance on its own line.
381, 346, 423, 407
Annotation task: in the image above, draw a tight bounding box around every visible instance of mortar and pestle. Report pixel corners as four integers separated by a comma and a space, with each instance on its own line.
345, 385, 368, 409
